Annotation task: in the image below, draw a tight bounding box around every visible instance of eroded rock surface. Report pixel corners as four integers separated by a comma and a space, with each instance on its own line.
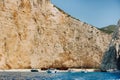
0, 0, 110, 69
101, 20, 120, 71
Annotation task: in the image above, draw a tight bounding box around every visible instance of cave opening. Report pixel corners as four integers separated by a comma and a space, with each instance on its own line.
117, 56, 120, 70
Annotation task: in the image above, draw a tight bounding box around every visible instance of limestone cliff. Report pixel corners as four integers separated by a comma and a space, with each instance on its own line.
100, 20, 120, 71
0, 0, 111, 69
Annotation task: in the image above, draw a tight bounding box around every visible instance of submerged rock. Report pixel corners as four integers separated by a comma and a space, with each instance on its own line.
100, 20, 120, 71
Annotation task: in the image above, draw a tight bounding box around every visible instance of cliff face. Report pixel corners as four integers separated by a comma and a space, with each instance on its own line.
0, 0, 111, 69
100, 20, 120, 71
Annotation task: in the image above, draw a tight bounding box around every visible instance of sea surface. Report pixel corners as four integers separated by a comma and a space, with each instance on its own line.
0, 71, 120, 80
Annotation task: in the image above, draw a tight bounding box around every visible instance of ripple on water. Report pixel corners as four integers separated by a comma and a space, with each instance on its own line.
0, 72, 120, 80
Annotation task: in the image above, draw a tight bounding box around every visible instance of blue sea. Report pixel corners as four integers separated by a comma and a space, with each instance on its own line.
0, 72, 120, 80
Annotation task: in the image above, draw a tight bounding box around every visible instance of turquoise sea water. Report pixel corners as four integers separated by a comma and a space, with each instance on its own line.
0, 72, 120, 80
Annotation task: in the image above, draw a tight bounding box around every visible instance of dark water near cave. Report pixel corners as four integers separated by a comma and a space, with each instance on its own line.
0, 72, 120, 80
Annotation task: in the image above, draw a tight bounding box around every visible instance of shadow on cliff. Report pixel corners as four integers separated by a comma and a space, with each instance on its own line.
100, 20, 120, 71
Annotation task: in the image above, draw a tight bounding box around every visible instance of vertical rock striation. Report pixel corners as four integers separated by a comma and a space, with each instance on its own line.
0, 0, 111, 69
100, 20, 120, 71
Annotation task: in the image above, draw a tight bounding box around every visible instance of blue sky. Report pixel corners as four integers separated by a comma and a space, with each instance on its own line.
51, 0, 120, 28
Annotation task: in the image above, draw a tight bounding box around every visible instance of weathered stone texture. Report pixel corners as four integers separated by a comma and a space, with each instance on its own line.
101, 20, 120, 71
0, 0, 110, 69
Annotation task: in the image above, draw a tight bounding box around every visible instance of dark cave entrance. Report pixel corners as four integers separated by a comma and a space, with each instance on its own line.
117, 56, 120, 70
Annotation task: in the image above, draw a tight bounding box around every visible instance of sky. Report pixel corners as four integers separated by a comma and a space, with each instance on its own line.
51, 0, 120, 28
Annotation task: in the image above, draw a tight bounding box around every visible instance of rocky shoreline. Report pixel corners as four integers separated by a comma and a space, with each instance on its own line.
0, 68, 100, 72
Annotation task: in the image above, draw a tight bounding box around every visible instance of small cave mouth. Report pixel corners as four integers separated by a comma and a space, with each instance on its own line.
117, 56, 120, 70
100, 46, 120, 71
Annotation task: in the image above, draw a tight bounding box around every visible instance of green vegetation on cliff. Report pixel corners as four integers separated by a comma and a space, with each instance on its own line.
98, 25, 116, 34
